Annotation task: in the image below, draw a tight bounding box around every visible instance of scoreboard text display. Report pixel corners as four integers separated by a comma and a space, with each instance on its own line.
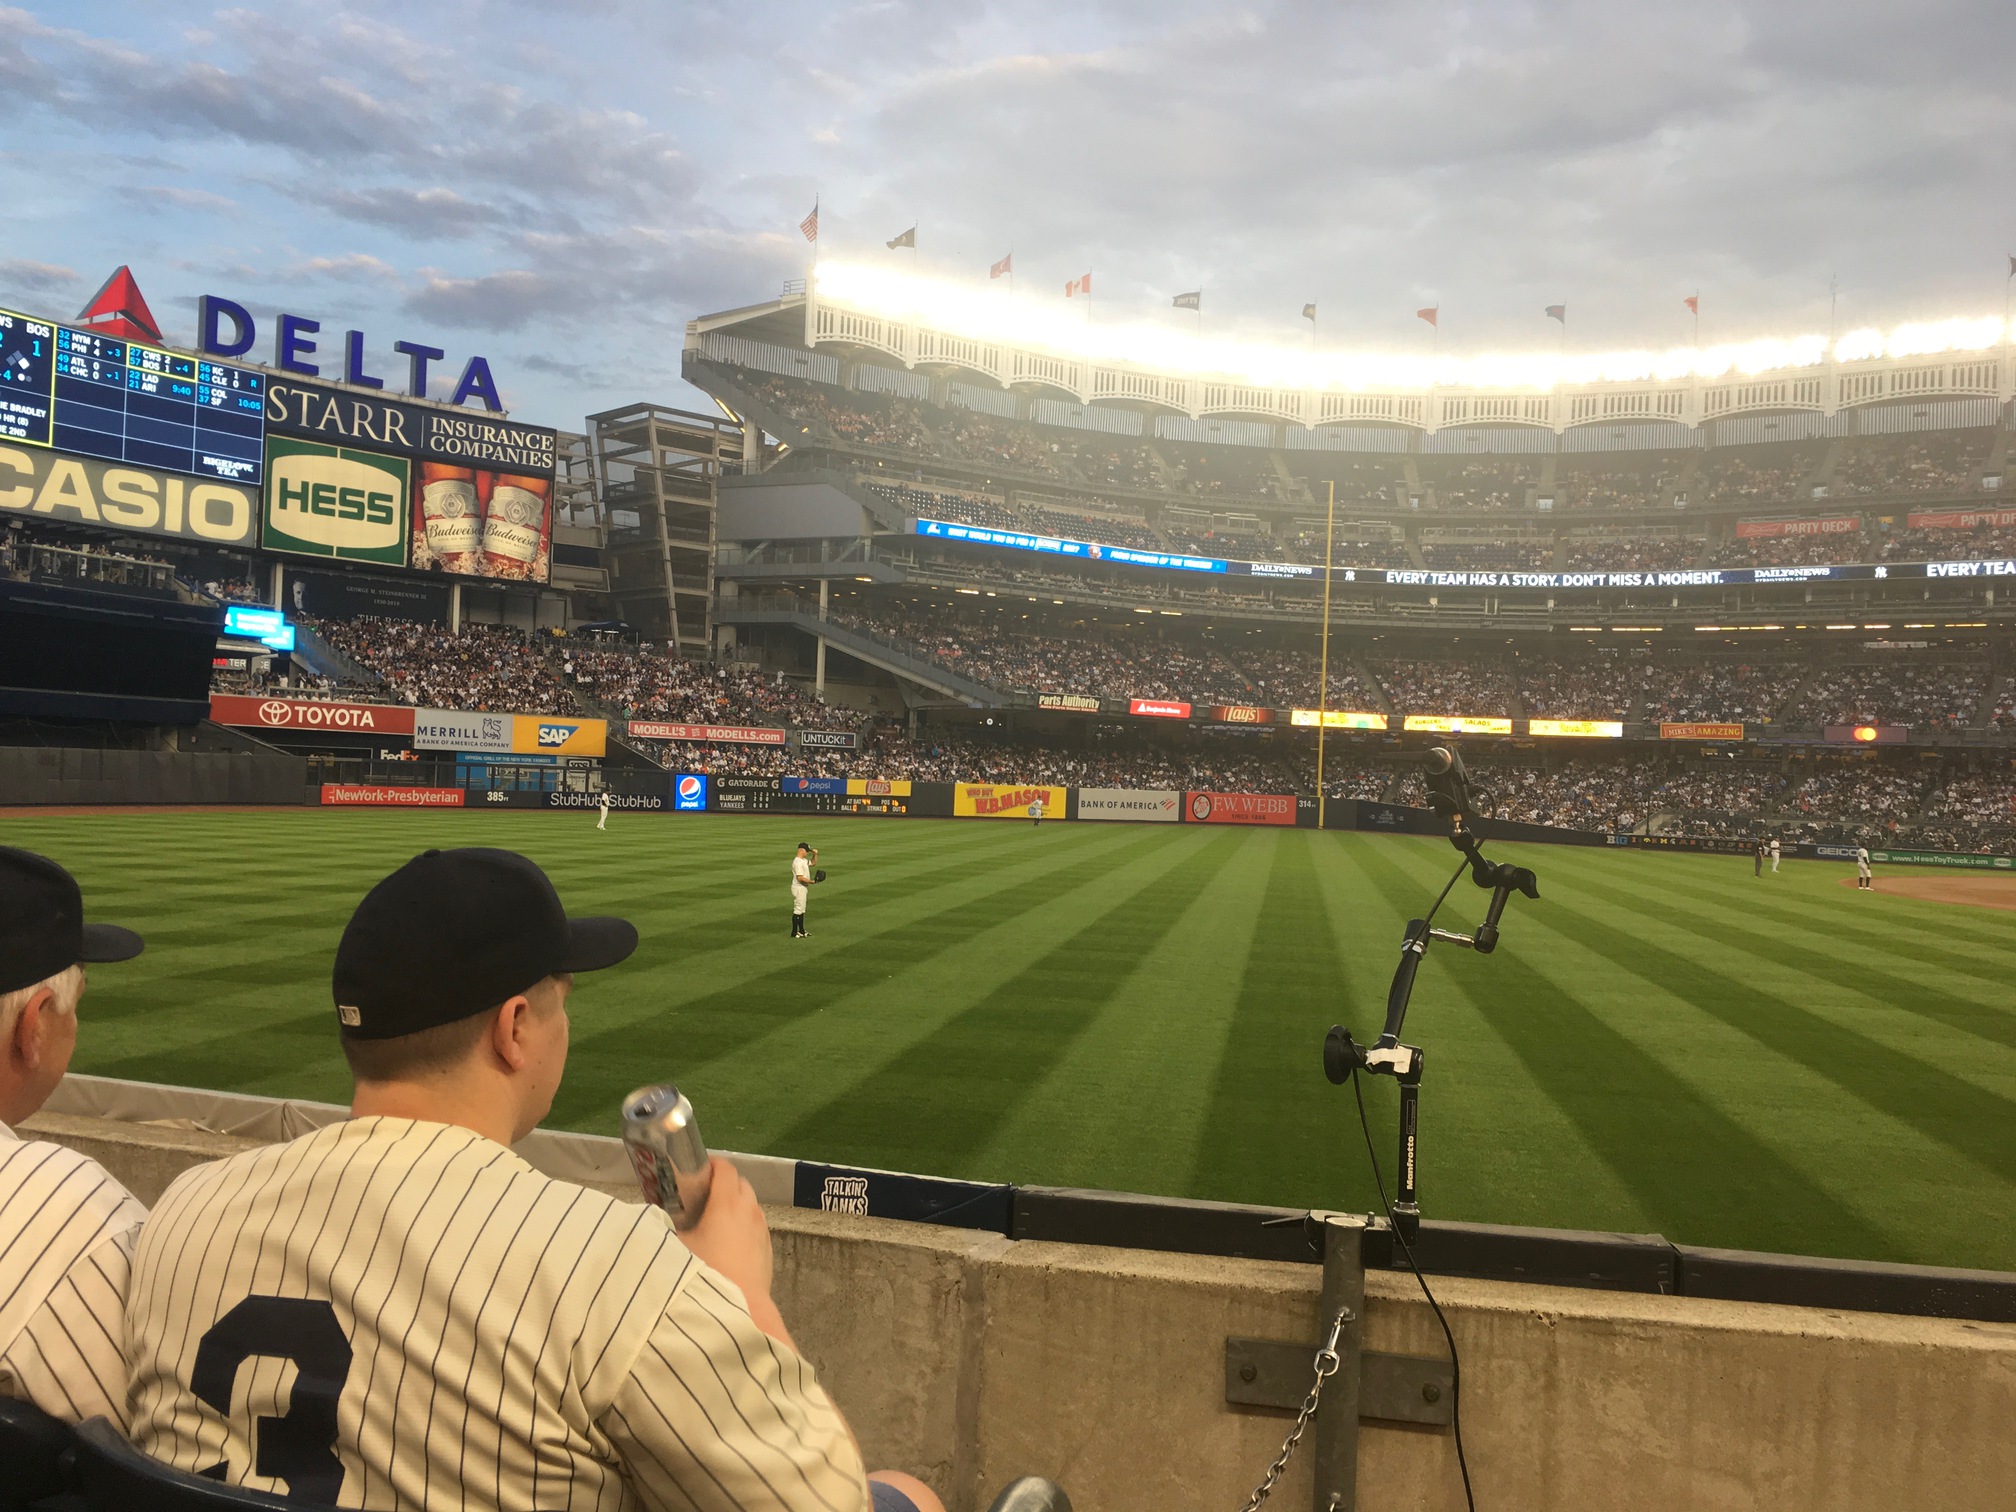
0, 306, 265, 484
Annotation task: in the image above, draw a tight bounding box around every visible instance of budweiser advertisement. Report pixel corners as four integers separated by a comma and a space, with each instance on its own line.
1660, 722, 1744, 740
1734, 516, 1858, 539
1184, 791, 1297, 826
1128, 697, 1191, 719
320, 784, 464, 807
1907, 508, 2016, 530
1207, 705, 1275, 725
411, 462, 553, 582
209, 694, 415, 735
627, 721, 787, 746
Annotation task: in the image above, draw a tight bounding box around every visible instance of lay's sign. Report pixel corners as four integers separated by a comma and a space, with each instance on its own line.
953, 783, 1068, 819
262, 437, 410, 564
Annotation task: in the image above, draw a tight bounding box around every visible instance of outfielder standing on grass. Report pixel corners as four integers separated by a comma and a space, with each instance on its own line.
1028, 795, 1044, 827
596, 788, 611, 831
125, 847, 941, 1512
1770, 836, 1782, 874
791, 841, 820, 938
1857, 844, 1874, 891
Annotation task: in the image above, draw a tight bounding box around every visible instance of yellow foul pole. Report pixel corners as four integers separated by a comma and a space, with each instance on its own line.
1316, 478, 1336, 830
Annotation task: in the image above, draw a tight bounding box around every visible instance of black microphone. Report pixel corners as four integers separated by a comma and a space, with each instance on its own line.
1407, 744, 1482, 820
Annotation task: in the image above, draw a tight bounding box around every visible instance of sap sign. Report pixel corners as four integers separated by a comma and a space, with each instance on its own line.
199, 296, 503, 412
508, 715, 605, 757
675, 774, 709, 811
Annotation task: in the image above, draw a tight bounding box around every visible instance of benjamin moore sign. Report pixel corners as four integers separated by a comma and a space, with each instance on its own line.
262, 437, 410, 564
0, 443, 256, 546
264, 378, 558, 475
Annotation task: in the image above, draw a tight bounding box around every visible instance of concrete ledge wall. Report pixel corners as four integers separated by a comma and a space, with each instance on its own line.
0, 746, 307, 805
24, 1110, 2016, 1512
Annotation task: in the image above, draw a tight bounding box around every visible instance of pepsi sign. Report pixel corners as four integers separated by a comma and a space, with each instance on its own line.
675, 773, 709, 811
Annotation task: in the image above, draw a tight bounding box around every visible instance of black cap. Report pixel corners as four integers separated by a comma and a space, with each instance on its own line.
332, 848, 637, 1040
0, 847, 145, 996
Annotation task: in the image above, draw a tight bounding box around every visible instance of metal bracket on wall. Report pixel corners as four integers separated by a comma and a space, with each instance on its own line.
1223, 1338, 1453, 1427
1222, 1214, 1451, 1511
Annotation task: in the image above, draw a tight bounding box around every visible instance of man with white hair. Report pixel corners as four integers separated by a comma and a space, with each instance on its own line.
0, 846, 147, 1424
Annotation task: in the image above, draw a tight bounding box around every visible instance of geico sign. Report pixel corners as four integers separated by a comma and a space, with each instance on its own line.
209, 694, 416, 734
0, 445, 256, 544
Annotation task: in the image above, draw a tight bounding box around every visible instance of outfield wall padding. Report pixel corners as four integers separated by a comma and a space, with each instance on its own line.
0, 746, 307, 806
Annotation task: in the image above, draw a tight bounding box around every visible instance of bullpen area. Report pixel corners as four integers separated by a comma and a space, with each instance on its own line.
12, 806, 2014, 1271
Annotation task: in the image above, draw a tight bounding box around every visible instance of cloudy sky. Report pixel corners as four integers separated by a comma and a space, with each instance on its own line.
5, 1, 2014, 428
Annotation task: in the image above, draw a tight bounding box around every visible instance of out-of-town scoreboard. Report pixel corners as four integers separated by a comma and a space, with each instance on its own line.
0, 307, 266, 484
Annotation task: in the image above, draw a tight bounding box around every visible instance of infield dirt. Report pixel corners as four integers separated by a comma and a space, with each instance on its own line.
1841, 872, 2016, 911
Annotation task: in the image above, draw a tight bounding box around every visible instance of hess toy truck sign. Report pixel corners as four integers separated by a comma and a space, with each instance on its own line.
209, 695, 416, 734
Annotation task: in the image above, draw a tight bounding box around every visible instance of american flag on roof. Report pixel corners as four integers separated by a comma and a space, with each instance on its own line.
799, 203, 819, 242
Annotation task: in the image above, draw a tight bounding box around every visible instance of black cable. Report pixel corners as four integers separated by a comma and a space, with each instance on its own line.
1352, 1065, 1476, 1512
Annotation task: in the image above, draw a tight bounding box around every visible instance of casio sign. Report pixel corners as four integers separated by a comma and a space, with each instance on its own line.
199, 295, 503, 412
537, 723, 577, 747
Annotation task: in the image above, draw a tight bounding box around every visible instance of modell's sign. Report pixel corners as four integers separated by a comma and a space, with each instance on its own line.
1185, 791, 1297, 826
628, 721, 787, 745
1038, 692, 1101, 712
210, 694, 415, 734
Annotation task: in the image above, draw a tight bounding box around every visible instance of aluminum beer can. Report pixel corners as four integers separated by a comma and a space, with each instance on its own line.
621, 1084, 713, 1230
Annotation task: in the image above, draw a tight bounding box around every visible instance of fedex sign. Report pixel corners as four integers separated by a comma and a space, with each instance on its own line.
198, 296, 502, 412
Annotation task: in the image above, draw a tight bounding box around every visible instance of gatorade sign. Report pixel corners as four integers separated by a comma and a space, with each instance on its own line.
261, 436, 410, 564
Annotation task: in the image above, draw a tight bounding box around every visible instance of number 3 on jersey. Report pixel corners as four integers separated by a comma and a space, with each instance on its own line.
191, 1296, 353, 1502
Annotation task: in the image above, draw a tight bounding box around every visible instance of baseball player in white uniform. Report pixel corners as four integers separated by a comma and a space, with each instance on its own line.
1856, 845, 1873, 891
791, 842, 818, 938
0, 847, 147, 1426
1027, 797, 1043, 827
597, 789, 611, 830
1769, 837, 1782, 873
125, 847, 939, 1512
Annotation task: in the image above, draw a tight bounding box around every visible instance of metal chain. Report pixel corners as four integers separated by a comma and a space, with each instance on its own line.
1237, 1306, 1351, 1512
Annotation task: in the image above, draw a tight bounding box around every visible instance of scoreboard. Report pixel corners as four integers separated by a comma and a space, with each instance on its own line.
1, 305, 267, 485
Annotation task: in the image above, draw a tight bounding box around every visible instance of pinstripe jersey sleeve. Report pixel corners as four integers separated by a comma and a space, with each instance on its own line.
0, 1127, 147, 1426
600, 1265, 869, 1512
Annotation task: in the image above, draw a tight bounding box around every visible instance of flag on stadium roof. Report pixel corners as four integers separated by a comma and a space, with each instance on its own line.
1302, 303, 1317, 322
75, 265, 162, 344
2008, 255, 2015, 278
799, 202, 819, 242
990, 253, 1013, 279
1173, 291, 1201, 310
1416, 306, 1438, 327
1065, 273, 1091, 298
1546, 304, 1566, 323
886, 226, 916, 250
1684, 294, 1699, 314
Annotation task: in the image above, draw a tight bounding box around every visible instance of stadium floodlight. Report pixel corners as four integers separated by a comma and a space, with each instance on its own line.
812, 262, 2005, 392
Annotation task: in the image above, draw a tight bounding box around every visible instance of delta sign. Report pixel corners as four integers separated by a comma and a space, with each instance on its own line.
200, 296, 503, 411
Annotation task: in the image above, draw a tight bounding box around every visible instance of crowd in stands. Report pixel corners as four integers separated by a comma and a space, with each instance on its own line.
313, 618, 579, 714
1694, 444, 1819, 503
752, 378, 936, 451
1420, 458, 1536, 510
562, 645, 839, 729
1878, 523, 2016, 560
1419, 540, 1549, 570
1710, 531, 1861, 568
1918, 772, 2016, 851
1516, 657, 1642, 720
1556, 455, 1688, 512
202, 577, 264, 604
1836, 432, 1987, 497
1641, 662, 1805, 725
1561, 535, 1703, 570
1797, 660, 1985, 728
1370, 658, 1514, 715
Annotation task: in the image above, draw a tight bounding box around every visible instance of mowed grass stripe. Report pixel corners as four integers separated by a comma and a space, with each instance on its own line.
1353, 836, 1904, 1261
1551, 866, 2016, 1058
767, 829, 1246, 1184
693, 827, 1241, 1156
965, 830, 1273, 1194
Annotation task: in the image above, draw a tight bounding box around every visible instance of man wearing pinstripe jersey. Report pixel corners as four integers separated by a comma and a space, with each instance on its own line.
126, 848, 941, 1512
0, 847, 147, 1426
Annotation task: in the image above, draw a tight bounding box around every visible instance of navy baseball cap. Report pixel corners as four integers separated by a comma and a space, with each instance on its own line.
333, 848, 637, 1040
0, 847, 145, 996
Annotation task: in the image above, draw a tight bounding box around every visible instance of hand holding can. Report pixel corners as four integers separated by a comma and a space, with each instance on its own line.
621, 1084, 714, 1230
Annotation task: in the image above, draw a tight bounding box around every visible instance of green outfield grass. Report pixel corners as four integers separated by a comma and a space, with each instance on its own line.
8, 808, 2015, 1270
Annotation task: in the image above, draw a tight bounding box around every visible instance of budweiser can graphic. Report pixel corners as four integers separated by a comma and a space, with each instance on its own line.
621, 1083, 713, 1231
480, 471, 551, 579
416, 462, 481, 573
